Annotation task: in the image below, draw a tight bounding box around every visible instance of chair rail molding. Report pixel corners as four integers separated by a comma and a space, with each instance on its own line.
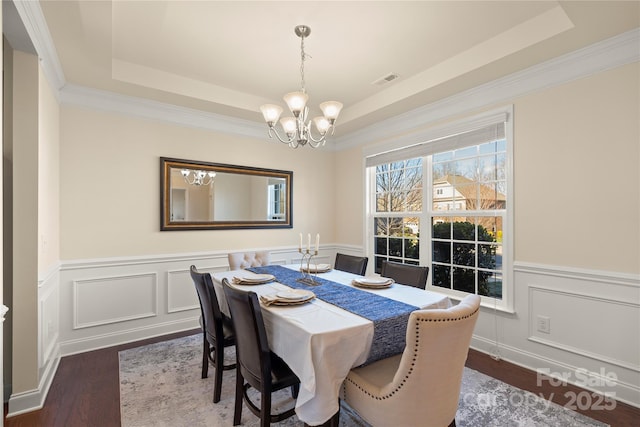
513, 261, 640, 287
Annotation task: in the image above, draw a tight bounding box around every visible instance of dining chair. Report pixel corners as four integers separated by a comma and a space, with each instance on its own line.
334, 253, 368, 275
341, 294, 481, 427
380, 260, 429, 289
228, 251, 271, 270
190, 265, 236, 403
222, 278, 300, 427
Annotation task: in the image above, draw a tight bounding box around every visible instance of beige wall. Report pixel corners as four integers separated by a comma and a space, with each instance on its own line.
59, 107, 335, 260
513, 63, 639, 273
2, 36, 13, 399
333, 146, 366, 245
4, 44, 60, 401
336, 62, 639, 275
38, 63, 60, 273
58, 64, 639, 274
11, 50, 39, 393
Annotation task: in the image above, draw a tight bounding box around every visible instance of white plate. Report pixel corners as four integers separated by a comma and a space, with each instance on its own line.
358, 277, 392, 285
353, 282, 392, 289
276, 289, 315, 301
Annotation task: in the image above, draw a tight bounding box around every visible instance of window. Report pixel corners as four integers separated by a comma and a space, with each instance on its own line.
268, 180, 286, 220
366, 108, 512, 309
373, 159, 422, 271
431, 140, 506, 299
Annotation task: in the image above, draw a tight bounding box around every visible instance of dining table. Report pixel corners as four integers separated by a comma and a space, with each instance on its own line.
210, 263, 451, 426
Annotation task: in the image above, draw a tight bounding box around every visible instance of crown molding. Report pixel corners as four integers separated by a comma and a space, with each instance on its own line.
59, 84, 266, 139
13, 0, 66, 93
19, 1, 639, 150
17, 1, 268, 140
333, 27, 640, 150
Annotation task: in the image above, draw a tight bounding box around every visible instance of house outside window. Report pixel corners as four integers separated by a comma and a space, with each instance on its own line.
366, 107, 513, 309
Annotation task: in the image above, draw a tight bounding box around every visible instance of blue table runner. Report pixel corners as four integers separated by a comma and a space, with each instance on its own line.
248, 265, 418, 365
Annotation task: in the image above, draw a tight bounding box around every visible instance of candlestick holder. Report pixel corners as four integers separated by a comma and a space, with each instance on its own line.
297, 248, 320, 286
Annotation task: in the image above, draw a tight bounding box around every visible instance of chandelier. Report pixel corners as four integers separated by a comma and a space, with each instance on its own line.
181, 169, 216, 186
260, 25, 343, 149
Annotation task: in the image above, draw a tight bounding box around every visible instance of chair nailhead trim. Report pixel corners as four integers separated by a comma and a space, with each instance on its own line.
345, 307, 480, 400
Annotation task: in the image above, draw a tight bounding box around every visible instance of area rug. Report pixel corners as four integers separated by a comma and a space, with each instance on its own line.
119, 334, 607, 426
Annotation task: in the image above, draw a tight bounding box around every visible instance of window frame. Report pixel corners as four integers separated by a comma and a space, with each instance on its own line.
365, 106, 514, 312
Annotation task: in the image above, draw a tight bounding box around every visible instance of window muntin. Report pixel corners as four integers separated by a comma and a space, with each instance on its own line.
373, 216, 420, 272
431, 215, 503, 298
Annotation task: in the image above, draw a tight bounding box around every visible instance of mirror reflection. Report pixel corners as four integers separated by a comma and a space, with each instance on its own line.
161, 157, 293, 230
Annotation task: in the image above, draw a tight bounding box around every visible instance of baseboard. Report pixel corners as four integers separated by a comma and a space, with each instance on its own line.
470, 336, 640, 409
59, 317, 200, 357
6, 349, 60, 417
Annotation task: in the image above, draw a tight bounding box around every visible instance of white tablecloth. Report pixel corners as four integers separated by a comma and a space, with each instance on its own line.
211, 265, 451, 425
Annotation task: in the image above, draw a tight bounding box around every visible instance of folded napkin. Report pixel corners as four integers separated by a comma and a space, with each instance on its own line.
232, 274, 275, 285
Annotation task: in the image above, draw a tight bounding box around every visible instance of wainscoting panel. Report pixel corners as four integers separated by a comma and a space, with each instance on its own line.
472, 262, 640, 408
167, 269, 200, 313
30, 247, 640, 416
58, 247, 336, 357
529, 285, 640, 371
73, 272, 158, 329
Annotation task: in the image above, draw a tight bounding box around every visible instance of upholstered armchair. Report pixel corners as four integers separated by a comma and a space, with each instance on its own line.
228, 251, 271, 270
341, 294, 481, 427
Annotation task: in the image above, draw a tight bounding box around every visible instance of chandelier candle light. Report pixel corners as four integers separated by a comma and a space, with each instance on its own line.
260, 25, 343, 149
298, 232, 320, 285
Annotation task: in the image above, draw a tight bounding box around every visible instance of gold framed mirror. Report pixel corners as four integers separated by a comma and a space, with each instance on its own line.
160, 157, 293, 230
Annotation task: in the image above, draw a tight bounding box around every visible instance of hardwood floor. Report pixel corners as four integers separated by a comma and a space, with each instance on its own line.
4, 330, 638, 426
464, 350, 639, 427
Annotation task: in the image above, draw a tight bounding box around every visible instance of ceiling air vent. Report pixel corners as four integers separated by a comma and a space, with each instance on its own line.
372, 73, 399, 86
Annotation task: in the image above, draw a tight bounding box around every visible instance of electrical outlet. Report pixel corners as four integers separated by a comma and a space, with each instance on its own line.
537, 315, 551, 334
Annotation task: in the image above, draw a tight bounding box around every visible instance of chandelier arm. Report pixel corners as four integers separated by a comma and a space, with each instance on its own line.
307, 138, 325, 149
307, 129, 327, 142
267, 126, 297, 145
305, 125, 333, 144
